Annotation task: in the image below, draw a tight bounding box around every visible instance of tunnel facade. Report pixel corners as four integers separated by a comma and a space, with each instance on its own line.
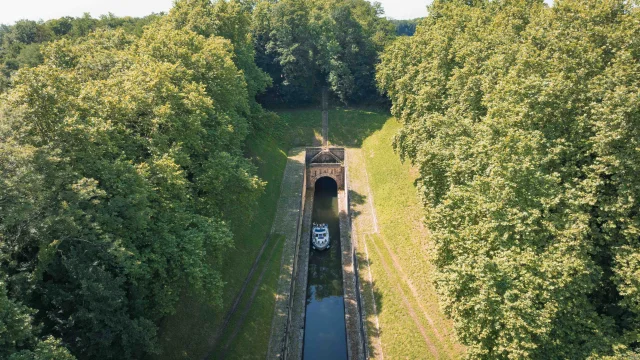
306, 147, 345, 190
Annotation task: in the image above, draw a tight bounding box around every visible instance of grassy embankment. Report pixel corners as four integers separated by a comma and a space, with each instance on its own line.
211, 109, 322, 358
156, 109, 321, 360
329, 108, 465, 359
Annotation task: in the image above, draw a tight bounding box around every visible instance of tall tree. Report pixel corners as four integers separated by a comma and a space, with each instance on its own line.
0, 3, 265, 358
252, 0, 394, 105
378, 0, 640, 358
166, 0, 274, 132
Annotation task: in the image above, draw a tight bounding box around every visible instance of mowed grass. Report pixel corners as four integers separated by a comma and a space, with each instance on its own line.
330, 109, 465, 359
156, 134, 288, 360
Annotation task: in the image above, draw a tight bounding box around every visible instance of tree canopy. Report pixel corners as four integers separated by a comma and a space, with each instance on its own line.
0, 14, 161, 93
390, 18, 421, 36
378, 0, 640, 358
0, 1, 269, 358
252, 0, 395, 105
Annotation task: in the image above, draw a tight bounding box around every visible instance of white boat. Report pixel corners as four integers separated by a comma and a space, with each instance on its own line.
311, 223, 330, 250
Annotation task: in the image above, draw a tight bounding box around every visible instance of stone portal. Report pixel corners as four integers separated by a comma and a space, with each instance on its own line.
306, 147, 345, 189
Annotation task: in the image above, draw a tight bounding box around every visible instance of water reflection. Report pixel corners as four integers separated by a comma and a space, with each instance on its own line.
303, 177, 348, 360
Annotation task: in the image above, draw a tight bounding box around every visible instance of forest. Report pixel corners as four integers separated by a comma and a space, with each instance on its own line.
0, 0, 639, 359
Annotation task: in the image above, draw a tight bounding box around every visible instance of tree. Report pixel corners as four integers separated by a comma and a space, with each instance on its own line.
378, 0, 640, 358
0, 280, 75, 359
391, 19, 421, 36
165, 0, 274, 132
0, 4, 265, 357
252, 0, 394, 105
0, 14, 160, 94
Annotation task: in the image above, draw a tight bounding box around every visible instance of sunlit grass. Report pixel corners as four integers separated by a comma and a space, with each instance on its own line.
336, 111, 465, 359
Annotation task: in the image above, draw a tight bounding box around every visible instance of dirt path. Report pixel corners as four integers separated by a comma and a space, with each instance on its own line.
322, 87, 328, 147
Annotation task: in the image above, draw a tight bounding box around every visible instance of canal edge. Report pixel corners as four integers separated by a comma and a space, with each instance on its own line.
286, 190, 313, 359
340, 151, 367, 360
266, 148, 307, 359
267, 145, 368, 360
347, 148, 384, 360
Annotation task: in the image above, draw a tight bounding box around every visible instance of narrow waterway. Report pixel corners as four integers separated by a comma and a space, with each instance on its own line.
303, 176, 348, 360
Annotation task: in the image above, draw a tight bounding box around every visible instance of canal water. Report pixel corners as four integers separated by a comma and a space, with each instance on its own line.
303, 177, 348, 360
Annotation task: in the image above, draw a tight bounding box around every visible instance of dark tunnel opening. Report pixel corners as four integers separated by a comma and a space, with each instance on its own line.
314, 176, 338, 195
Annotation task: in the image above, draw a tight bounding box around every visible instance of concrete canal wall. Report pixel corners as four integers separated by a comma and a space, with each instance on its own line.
267, 147, 366, 360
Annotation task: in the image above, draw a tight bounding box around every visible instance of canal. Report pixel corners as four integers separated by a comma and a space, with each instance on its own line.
303, 176, 348, 360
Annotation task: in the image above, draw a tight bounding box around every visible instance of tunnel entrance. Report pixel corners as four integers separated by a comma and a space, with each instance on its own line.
303, 176, 348, 360
306, 147, 345, 190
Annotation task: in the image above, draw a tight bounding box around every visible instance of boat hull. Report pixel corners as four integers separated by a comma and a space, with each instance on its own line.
311, 224, 330, 251
312, 240, 330, 251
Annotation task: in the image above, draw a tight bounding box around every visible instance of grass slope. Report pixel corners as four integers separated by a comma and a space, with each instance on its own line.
156, 135, 288, 360
156, 109, 323, 360
277, 108, 323, 147
332, 109, 465, 359
215, 234, 286, 359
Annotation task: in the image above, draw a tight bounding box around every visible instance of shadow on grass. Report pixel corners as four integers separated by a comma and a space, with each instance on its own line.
274, 109, 324, 148
355, 252, 385, 360
349, 189, 385, 359
329, 107, 390, 148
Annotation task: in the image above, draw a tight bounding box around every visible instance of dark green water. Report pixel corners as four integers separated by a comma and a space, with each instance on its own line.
303, 177, 348, 360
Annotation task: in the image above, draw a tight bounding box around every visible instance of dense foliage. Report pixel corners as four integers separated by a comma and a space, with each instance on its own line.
0, 14, 160, 92
390, 19, 421, 36
252, 0, 394, 105
0, 1, 271, 358
378, 0, 640, 358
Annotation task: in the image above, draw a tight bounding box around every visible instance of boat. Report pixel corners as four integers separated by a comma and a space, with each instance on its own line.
311, 223, 330, 250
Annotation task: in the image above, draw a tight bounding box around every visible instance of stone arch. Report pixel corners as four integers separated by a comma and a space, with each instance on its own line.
305, 147, 345, 189
308, 165, 342, 189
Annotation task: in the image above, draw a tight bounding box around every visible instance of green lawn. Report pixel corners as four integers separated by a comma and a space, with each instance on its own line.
215, 234, 286, 359
276, 108, 323, 147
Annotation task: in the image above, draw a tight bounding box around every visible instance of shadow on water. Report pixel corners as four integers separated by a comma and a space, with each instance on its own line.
303, 177, 347, 360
